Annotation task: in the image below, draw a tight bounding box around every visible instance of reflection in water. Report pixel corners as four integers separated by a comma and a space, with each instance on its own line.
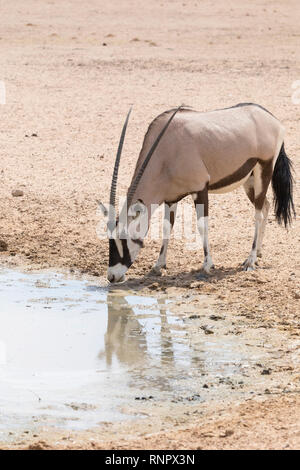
99, 292, 250, 390
101, 295, 180, 370
158, 298, 176, 366
99, 294, 148, 366
0, 268, 274, 434
99, 294, 196, 392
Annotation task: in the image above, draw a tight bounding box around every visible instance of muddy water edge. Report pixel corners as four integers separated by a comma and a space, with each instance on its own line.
0, 266, 299, 447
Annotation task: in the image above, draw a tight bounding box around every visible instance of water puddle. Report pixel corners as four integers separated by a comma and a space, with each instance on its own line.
0, 268, 298, 439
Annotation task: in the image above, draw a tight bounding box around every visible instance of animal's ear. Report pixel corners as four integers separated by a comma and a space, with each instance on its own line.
97, 200, 108, 217
128, 199, 146, 218
128, 201, 148, 241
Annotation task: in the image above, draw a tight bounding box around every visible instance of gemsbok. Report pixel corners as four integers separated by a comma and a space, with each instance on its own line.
99, 103, 295, 283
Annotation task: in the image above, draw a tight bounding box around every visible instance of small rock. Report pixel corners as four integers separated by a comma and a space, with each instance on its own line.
65, 402, 96, 411
0, 240, 8, 252
12, 189, 24, 197
261, 369, 272, 375
25, 132, 38, 137
149, 282, 159, 290
190, 281, 201, 288
220, 429, 234, 438
186, 394, 201, 401
135, 396, 154, 401
200, 325, 214, 335
209, 314, 225, 321
28, 441, 49, 450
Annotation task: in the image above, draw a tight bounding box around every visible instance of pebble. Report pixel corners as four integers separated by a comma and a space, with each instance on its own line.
12, 189, 24, 197
261, 369, 272, 375
200, 325, 214, 334
220, 429, 234, 438
209, 314, 225, 321
0, 240, 8, 252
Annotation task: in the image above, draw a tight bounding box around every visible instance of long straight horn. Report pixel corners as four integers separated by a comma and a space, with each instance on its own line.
109, 108, 132, 211
127, 106, 181, 207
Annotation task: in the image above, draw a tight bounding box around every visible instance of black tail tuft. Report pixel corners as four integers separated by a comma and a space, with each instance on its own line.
272, 143, 296, 228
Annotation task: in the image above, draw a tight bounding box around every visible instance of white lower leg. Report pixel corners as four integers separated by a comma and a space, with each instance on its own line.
257, 200, 270, 257
152, 239, 169, 273
152, 204, 177, 273
197, 216, 214, 273
244, 209, 263, 270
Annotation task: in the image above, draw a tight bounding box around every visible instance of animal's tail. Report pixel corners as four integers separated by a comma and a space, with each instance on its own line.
272, 142, 296, 228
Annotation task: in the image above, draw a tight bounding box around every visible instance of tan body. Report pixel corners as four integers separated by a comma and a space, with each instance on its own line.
133, 105, 283, 207
103, 103, 294, 283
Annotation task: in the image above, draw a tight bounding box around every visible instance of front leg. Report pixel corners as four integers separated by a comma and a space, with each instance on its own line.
152, 202, 177, 274
193, 188, 214, 274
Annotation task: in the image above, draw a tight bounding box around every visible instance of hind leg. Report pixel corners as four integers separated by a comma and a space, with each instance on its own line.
243, 162, 273, 270
257, 198, 270, 257
243, 174, 270, 259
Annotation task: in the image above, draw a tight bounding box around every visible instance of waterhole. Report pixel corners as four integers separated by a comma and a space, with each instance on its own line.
0, 268, 298, 439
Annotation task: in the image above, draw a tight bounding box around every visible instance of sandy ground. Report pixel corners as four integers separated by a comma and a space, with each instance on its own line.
0, 0, 299, 450
3, 394, 299, 450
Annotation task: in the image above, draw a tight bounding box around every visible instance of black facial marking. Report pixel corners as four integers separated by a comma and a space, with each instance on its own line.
109, 238, 132, 269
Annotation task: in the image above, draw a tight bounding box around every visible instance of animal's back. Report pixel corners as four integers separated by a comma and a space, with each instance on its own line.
131, 104, 283, 203
178, 104, 282, 185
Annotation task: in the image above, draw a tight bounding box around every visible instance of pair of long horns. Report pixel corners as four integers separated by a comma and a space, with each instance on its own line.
109, 106, 182, 216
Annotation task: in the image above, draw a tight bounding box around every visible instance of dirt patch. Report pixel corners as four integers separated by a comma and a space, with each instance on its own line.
2, 394, 300, 450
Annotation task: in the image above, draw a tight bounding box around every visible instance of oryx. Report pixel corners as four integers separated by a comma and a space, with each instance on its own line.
99, 103, 295, 283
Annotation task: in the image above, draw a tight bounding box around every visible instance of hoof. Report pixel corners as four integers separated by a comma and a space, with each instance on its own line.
202, 263, 215, 274
242, 259, 256, 271
244, 265, 255, 272
149, 265, 166, 276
